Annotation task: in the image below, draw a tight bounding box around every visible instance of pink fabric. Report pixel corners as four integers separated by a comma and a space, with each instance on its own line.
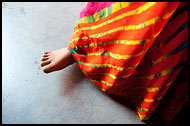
79, 2, 115, 19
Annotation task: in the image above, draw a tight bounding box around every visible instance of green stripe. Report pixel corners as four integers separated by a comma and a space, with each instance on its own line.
157, 22, 188, 49
75, 3, 115, 26
79, 48, 149, 60
137, 106, 157, 111
107, 4, 112, 15
87, 16, 94, 22
136, 41, 188, 71
90, 79, 121, 86
72, 31, 159, 51
76, 60, 138, 71
119, 2, 122, 9
98, 61, 186, 90
71, 14, 165, 43
116, 81, 171, 93
74, 42, 187, 87
98, 9, 106, 19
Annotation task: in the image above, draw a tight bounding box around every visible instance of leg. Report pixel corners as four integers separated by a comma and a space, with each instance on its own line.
40, 48, 75, 73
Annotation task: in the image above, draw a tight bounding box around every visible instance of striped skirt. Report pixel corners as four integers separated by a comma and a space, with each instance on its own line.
67, 2, 188, 123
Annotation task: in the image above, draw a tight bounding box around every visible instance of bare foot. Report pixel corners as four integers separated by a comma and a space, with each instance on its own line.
40, 48, 75, 73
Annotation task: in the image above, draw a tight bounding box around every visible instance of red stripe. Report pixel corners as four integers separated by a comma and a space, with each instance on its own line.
73, 3, 167, 38
175, 2, 187, 11
73, 53, 144, 69
88, 66, 182, 92
70, 18, 169, 54
75, 2, 146, 29
137, 108, 157, 116
79, 48, 187, 90
159, 107, 184, 115
152, 11, 188, 46
77, 63, 135, 77
117, 86, 170, 99
72, 2, 180, 40
141, 27, 188, 63
76, 37, 156, 55
124, 96, 162, 109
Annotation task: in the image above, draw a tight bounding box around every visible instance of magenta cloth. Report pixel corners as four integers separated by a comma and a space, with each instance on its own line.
79, 2, 115, 19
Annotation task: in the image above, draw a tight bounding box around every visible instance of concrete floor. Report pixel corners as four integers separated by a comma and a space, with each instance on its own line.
2, 2, 144, 124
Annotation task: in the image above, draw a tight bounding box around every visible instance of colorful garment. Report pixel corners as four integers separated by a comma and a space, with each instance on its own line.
67, 2, 188, 123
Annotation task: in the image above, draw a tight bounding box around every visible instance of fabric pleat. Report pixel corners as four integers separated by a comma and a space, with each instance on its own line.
67, 2, 188, 122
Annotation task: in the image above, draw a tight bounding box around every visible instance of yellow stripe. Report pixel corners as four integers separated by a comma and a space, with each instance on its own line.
79, 37, 182, 83
82, 69, 134, 80
77, 2, 133, 25
100, 80, 173, 93
80, 48, 149, 60
136, 104, 181, 120
74, 30, 162, 74
144, 96, 163, 102
71, 8, 176, 42
124, 80, 173, 92
73, 31, 161, 51
137, 111, 152, 120
82, 44, 178, 80
77, 60, 138, 71
92, 62, 181, 87
125, 95, 163, 102
74, 2, 156, 34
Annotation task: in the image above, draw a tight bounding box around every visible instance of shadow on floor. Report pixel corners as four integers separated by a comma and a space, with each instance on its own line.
107, 94, 137, 113
105, 93, 189, 124
57, 63, 189, 124
58, 63, 86, 97
142, 101, 189, 124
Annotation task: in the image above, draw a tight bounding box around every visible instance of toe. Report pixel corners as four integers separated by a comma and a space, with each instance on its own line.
44, 51, 50, 54
40, 59, 51, 67
41, 57, 49, 61
43, 54, 50, 57
42, 63, 55, 73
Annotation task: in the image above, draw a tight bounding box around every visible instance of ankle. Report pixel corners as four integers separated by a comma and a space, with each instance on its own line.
66, 48, 75, 65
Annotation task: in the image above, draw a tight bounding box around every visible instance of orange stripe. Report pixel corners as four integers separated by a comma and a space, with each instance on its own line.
72, 2, 168, 38
73, 43, 187, 86
150, 12, 188, 51
77, 62, 135, 77
142, 27, 188, 64
88, 53, 187, 91
74, 37, 187, 87
73, 2, 146, 30
71, 2, 180, 41
76, 37, 156, 55
117, 85, 170, 99
89, 66, 182, 91
73, 53, 144, 74
69, 19, 167, 50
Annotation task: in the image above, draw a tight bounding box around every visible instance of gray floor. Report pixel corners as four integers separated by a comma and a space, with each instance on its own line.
2, 2, 144, 124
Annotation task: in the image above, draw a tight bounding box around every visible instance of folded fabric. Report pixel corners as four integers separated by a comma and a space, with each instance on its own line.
67, 2, 188, 123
